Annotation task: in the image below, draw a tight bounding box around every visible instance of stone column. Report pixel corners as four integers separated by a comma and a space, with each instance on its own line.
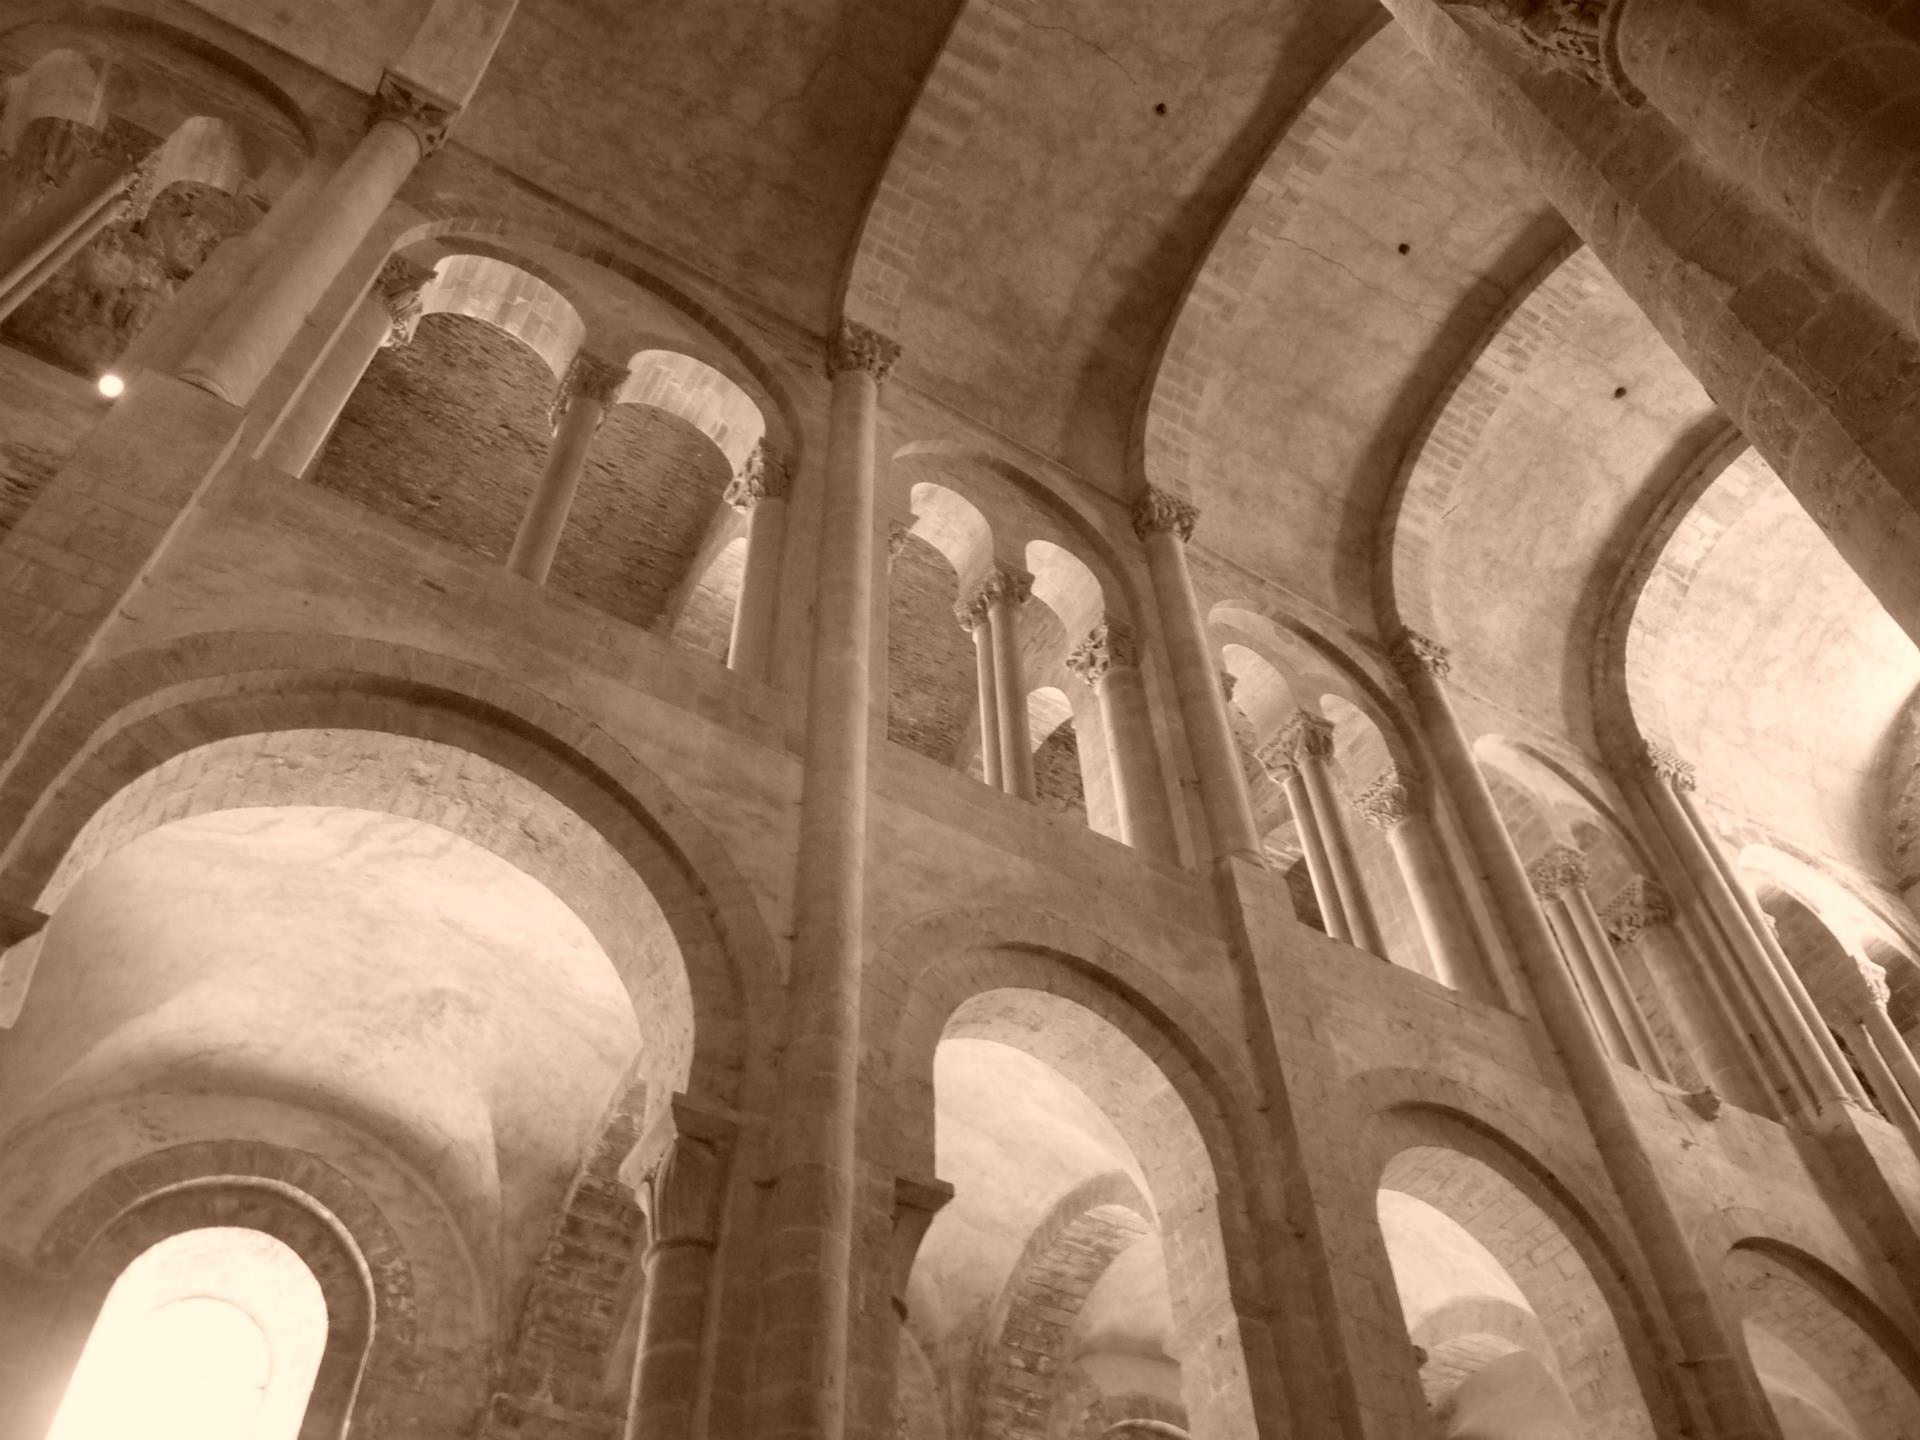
178, 74, 449, 407
1526, 845, 1647, 1072
1387, 631, 1769, 1440
1278, 712, 1384, 955
725, 440, 792, 679
1257, 738, 1347, 943
1131, 489, 1261, 865
1852, 958, 1920, 1126
506, 350, 629, 583
757, 319, 898, 1440
955, 591, 1003, 790
1352, 766, 1480, 993
979, 564, 1036, 801
0, 128, 137, 317
1638, 745, 1859, 1112
625, 1099, 736, 1440
259, 255, 433, 477
1065, 618, 1177, 862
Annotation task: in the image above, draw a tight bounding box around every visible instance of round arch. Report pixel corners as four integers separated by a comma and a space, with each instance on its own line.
11, 1140, 430, 1440
0, 632, 782, 1113
1348, 1070, 1685, 1438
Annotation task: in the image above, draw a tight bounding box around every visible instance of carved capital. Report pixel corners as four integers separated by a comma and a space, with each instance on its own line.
1277, 710, 1336, 763
725, 439, 792, 509
627, 1097, 736, 1252
1130, 488, 1198, 542
976, 564, 1033, 609
1354, 767, 1417, 830
828, 319, 901, 382
1442, 0, 1635, 99
1219, 670, 1238, 704
1066, 619, 1140, 686
549, 351, 628, 430
1254, 736, 1297, 785
1525, 843, 1591, 900
1388, 630, 1451, 681
954, 590, 992, 632
375, 255, 435, 345
372, 71, 455, 156
1600, 877, 1674, 945
1857, 957, 1893, 1012
1640, 741, 1697, 793
890, 1175, 955, 1315
122, 150, 163, 222
888, 518, 914, 563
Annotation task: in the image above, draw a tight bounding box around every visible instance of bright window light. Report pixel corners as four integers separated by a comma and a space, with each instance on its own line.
46, 1226, 327, 1440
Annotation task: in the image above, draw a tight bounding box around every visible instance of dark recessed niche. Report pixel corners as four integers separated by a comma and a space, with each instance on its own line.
1397, 242, 1411, 255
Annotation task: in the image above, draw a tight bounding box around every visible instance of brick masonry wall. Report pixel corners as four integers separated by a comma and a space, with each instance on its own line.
887, 534, 978, 764
0, 347, 95, 539
312, 312, 732, 631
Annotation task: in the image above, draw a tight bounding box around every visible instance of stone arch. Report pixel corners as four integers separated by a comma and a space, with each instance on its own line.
0, 632, 782, 1114
9, 1139, 433, 1440
1721, 1239, 1920, 1440
417, 250, 585, 377
620, 349, 765, 473
0, 8, 315, 165
1350, 1070, 1683, 1438
873, 907, 1283, 1440
389, 216, 806, 473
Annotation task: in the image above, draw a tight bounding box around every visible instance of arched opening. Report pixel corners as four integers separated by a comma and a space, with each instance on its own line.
1725, 1243, 1920, 1440
898, 981, 1260, 1440
1377, 1144, 1655, 1438
0, 711, 742, 1433
1028, 685, 1087, 823
887, 480, 995, 776
47, 1227, 327, 1440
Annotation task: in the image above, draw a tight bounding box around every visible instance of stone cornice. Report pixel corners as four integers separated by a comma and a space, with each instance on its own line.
1526, 843, 1591, 900
372, 71, 455, 156
828, 319, 901, 382
1065, 619, 1140, 686
1130, 487, 1198, 542
1388, 630, 1451, 681
1600, 877, 1673, 944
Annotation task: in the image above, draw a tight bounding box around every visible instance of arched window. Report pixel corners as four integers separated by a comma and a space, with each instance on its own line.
47, 1226, 329, 1440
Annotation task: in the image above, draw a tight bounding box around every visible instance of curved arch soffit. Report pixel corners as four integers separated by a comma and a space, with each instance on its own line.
622, 350, 765, 473
0, 632, 782, 1112
422, 251, 586, 378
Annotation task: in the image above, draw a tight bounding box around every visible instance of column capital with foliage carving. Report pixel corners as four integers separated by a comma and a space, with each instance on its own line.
1066, 619, 1141, 686
376, 255, 436, 346
549, 350, 628, 430
1600, 877, 1674, 945
1442, 0, 1637, 101
1526, 843, 1592, 900
828, 319, 901, 382
1388, 630, 1452, 681
1277, 710, 1336, 763
726, 439, 792, 509
373, 71, 455, 156
1354, 767, 1420, 830
1640, 741, 1697, 793
1130, 488, 1198, 542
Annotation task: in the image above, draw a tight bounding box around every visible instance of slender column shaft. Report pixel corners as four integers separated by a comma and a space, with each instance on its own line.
1067, 620, 1176, 862
1564, 884, 1671, 1082
1354, 770, 1482, 994
1682, 787, 1871, 1108
1390, 633, 1770, 1440
178, 79, 446, 407
260, 254, 431, 478
507, 351, 627, 584
625, 1103, 734, 1440
0, 150, 127, 310
1863, 1004, 1920, 1123
756, 321, 896, 1440
1297, 745, 1383, 956
1846, 1020, 1920, 1158
1538, 883, 1632, 1064
1639, 760, 1844, 1111
984, 569, 1035, 800
1133, 490, 1260, 864
964, 611, 1003, 789
1280, 768, 1348, 943
726, 442, 792, 678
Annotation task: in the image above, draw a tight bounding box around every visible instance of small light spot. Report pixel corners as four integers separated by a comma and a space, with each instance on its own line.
97, 372, 124, 398
1397, 242, 1411, 255
1613, 385, 1628, 399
